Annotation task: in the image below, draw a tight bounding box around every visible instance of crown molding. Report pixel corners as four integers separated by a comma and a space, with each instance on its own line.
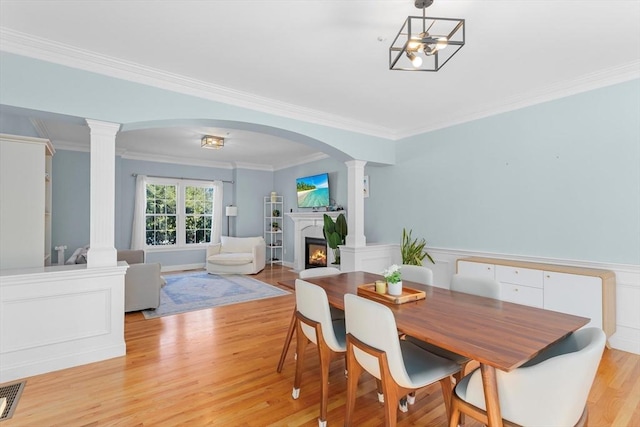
0, 28, 396, 140
51, 140, 329, 171
396, 61, 640, 139
4, 28, 636, 143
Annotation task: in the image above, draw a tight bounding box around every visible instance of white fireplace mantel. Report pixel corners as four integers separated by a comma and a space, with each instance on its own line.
285, 211, 345, 271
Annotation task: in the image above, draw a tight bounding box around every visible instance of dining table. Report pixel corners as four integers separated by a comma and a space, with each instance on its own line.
278, 271, 590, 427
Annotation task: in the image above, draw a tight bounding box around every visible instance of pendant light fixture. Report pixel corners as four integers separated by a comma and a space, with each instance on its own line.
389, 0, 465, 72
201, 135, 225, 149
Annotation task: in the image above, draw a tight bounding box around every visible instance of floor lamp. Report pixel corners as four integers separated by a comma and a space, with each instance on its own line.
225, 205, 238, 236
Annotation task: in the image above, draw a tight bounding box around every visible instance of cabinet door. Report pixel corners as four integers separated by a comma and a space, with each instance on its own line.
543, 271, 602, 329
457, 261, 495, 279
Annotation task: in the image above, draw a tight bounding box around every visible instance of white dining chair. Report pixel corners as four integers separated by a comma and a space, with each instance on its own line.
277, 267, 343, 373
292, 279, 346, 427
344, 293, 461, 426
449, 327, 606, 427
299, 267, 344, 320
450, 273, 501, 299
400, 264, 434, 286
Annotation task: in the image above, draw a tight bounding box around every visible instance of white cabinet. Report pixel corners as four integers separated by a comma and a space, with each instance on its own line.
457, 257, 616, 338
264, 196, 284, 265
0, 134, 55, 269
495, 265, 544, 308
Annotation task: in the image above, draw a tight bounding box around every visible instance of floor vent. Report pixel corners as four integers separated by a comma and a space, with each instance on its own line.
0, 381, 26, 421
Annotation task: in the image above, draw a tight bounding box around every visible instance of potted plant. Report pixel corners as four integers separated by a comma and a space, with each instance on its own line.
323, 213, 347, 264
383, 264, 403, 296
401, 228, 435, 265
272, 209, 280, 217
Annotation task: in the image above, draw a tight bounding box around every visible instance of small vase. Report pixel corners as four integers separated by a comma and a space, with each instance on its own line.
270, 191, 277, 202
388, 280, 403, 296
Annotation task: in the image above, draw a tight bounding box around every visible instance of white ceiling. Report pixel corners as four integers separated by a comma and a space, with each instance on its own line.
1, 0, 639, 169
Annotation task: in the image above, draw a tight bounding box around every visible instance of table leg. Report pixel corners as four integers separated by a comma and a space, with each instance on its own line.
276, 306, 297, 373
480, 364, 503, 427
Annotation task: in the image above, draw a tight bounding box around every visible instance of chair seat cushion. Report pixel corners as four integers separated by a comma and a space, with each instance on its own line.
208, 253, 254, 266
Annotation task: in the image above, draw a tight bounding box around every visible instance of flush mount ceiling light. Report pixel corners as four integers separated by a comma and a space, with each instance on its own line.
389, 0, 465, 71
201, 135, 224, 149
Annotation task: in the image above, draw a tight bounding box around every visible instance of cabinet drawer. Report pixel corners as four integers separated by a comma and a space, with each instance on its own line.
496, 265, 543, 288
457, 261, 495, 279
500, 283, 543, 308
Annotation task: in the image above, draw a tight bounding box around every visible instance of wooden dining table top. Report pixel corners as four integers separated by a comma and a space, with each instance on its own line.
280, 271, 590, 372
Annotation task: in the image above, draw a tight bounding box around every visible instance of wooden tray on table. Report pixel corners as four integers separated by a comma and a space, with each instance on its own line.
357, 284, 426, 305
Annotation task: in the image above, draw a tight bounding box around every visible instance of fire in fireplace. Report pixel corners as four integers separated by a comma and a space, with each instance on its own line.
305, 237, 327, 269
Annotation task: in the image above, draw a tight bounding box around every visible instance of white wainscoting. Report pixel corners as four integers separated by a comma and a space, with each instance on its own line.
0, 263, 128, 382
426, 247, 640, 355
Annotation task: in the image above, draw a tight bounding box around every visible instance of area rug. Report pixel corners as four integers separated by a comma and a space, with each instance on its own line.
142, 271, 290, 319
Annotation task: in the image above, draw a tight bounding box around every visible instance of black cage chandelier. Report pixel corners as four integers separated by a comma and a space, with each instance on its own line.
389, 0, 465, 72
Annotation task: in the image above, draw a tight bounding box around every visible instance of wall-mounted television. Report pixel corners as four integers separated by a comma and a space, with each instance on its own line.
296, 172, 330, 208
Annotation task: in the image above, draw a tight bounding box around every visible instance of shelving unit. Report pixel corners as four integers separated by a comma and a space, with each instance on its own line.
264, 195, 284, 265
0, 133, 55, 269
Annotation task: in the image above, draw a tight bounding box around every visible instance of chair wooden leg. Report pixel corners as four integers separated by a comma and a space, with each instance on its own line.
381, 380, 400, 427
439, 376, 454, 420
345, 345, 363, 427
318, 343, 332, 426
292, 320, 308, 399
277, 306, 297, 373
449, 393, 462, 427
376, 378, 384, 402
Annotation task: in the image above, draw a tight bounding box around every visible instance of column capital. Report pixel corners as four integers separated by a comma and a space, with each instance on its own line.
85, 119, 120, 137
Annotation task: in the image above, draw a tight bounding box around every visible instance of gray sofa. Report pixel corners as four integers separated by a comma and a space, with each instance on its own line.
117, 250, 165, 312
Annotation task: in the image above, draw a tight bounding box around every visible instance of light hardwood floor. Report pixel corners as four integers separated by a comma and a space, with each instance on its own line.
3, 265, 639, 426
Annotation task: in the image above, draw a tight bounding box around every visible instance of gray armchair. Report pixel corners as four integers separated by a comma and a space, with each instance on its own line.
117, 250, 165, 312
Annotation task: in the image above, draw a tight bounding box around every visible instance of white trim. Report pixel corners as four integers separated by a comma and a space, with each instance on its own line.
396, 62, 640, 139
3, 28, 637, 141
0, 28, 395, 140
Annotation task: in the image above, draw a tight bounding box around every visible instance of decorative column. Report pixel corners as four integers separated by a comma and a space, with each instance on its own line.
86, 119, 120, 268
345, 160, 367, 247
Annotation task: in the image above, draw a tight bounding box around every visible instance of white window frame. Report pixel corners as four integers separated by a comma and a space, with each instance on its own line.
144, 177, 216, 251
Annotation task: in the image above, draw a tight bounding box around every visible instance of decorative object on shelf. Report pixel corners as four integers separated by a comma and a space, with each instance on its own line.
225, 205, 238, 236
383, 264, 403, 296
389, 0, 465, 72
323, 213, 347, 264
271, 222, 280, 231
272, 209, 280, 217
363, 175, 370, 198
271, 191, 278, 202
201, 135, 225, 149
401, 228, 435, 265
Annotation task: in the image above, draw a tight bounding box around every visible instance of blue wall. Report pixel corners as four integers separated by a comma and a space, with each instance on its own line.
2, 48, 638, 267
365, 79, 640, 265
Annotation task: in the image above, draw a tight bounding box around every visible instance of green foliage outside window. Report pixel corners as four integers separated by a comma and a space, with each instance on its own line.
145, 183, 214, 246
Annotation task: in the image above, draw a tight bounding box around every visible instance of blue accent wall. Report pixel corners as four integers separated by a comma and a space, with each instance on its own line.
1, 49, 638, 267
365, 79, 640, 265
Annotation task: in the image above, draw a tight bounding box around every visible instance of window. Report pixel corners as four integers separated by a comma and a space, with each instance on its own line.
144, 179, 215, 247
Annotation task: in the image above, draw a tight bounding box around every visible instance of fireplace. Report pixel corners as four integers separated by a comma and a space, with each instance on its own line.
305, 237, 328, 269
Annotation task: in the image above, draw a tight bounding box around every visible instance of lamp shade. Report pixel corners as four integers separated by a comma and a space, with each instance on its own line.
225, 206, 238, 217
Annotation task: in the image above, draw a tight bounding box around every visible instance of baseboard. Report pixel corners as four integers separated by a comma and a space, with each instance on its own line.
1, 343, 125, 383
161, 263, 205, 273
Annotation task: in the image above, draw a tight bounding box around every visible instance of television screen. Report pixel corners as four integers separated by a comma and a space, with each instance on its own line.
296, 173, 330, 208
